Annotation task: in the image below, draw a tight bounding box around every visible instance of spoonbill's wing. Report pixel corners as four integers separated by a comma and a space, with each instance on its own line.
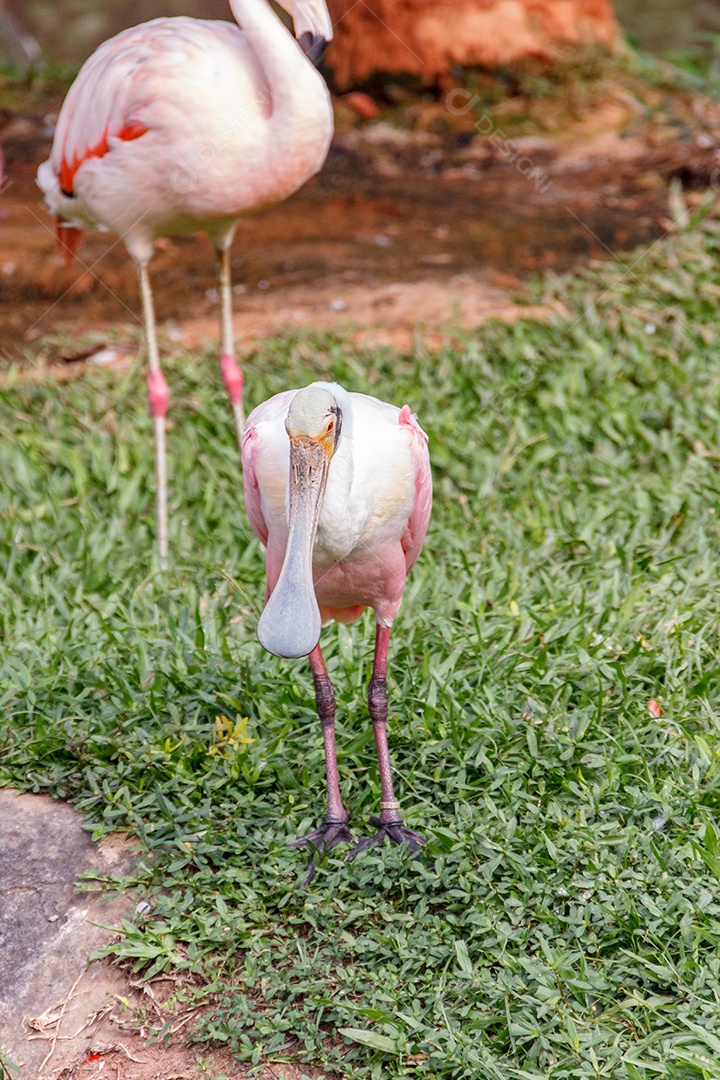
241, 424, 270, 548
399, 404, 432, 572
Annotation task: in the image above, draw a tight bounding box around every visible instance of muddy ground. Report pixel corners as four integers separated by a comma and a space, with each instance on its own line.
3, 76, 720, 371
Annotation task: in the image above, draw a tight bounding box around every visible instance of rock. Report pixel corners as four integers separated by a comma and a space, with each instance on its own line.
326, 0, 619, 88
0, 788, 134, 1078
343, 92, 380, 120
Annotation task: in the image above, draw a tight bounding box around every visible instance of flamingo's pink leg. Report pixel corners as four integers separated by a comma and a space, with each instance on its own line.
138, 261, 170, 567
217, 244, 244, 449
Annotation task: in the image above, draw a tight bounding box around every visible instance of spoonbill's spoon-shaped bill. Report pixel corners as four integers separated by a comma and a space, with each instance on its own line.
257, 386, 341, 658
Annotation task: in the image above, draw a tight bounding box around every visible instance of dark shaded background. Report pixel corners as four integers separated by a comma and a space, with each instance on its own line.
4, 0, 720, 65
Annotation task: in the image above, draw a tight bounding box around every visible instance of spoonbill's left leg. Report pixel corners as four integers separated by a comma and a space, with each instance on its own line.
348, 624, 426, 859
216, 242, 244, 450
292, 644, 355, 881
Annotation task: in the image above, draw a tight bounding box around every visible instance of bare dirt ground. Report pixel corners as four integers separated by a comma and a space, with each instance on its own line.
3, 78, 720, 375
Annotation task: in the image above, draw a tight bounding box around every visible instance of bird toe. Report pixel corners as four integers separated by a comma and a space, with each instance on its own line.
292, 818, 355, 886
290, 818, 355, 854
346, 817, 426, 862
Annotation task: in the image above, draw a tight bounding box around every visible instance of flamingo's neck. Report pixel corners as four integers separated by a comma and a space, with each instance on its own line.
228, 0, 333, 174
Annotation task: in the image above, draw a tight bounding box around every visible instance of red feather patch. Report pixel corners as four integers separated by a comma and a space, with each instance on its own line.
59, 121, 148, 195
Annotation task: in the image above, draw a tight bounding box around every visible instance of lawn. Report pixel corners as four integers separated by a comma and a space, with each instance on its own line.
2, 213, 720, 1080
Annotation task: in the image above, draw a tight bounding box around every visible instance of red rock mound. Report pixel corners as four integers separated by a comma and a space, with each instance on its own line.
327, 0, 619, 88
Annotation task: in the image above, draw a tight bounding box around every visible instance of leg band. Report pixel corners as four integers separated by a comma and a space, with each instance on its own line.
147, 369, 170, 419
220, 354, 244, 407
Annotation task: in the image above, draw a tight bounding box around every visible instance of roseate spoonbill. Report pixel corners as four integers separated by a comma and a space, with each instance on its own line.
37, 0, 334, 564
242, 382, 432, 876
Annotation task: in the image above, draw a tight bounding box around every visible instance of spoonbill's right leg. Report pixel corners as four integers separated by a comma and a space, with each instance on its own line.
216, 243, 244, 450
138, 261, 170, 568
348, 624, 426, 860
292, 644, 354, 882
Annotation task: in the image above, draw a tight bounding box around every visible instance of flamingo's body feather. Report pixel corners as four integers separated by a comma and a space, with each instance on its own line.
38, 9, 333, 261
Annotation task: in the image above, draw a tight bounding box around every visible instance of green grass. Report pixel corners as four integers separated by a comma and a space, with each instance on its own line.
0, 61, 79, 106
3, 215, 720, 1079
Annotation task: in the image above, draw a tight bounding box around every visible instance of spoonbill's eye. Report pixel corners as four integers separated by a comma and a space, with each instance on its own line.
326, 420, 334, 433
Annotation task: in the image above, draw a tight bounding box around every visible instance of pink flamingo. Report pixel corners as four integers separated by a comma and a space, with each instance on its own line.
37, 0, 334, 563
242, 381, 432, 876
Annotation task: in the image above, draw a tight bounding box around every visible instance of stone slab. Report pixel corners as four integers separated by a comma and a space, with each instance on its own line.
0, 788, 134, 1078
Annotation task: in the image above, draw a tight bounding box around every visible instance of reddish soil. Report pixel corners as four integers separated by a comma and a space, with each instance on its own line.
3, 87, 720, 376
326, 0, 619, 87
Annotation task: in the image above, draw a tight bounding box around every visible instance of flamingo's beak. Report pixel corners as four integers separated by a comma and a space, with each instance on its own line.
294, 0, 333, 64
257, 434, 333, 658
298, 32, 328, 63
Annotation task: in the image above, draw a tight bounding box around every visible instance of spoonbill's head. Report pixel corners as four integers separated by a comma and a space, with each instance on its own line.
285, 384, 342, 453
257, 385, 343, 659
279, 0, 333, 63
